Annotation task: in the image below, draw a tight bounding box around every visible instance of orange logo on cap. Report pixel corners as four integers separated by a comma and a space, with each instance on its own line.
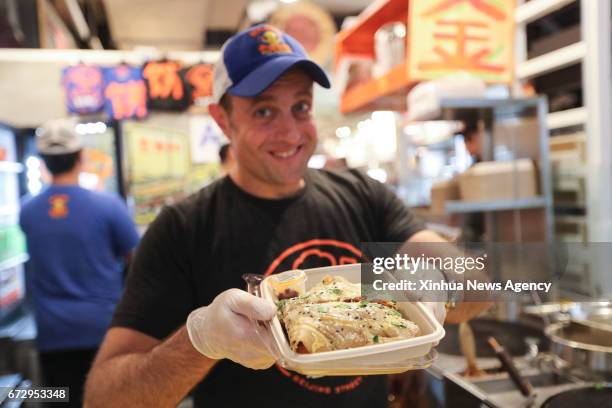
249, 25, 292, 55
49, 194, 69, 218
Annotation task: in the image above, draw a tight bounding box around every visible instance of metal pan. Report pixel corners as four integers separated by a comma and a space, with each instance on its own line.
540, 384, 612, 408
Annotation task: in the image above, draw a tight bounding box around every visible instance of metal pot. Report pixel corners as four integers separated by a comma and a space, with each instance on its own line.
545, 320, 612, 373
525, 300, 612, 330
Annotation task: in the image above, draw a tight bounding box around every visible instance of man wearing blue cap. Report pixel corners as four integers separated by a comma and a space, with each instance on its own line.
85, 25, 489, 407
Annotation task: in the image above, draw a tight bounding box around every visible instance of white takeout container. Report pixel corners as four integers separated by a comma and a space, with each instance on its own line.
260, 263, 445, 376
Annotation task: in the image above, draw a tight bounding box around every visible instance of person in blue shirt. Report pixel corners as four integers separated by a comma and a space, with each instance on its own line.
19, 118, 139, 407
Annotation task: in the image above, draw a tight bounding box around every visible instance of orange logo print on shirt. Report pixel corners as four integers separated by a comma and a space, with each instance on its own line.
143, 61, 184, 100
49, 195, 70, 218
264, 239, 366, 395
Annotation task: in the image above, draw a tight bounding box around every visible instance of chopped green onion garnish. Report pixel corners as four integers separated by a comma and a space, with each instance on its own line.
336, 303, 349, 308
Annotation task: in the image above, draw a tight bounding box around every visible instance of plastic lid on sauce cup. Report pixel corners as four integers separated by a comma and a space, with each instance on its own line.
269, 269, 306, 298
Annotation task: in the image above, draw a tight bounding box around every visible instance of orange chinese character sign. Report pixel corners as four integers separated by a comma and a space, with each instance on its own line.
184, 64, 213, 103
143, 60, 190, 111
408, 0, 515, 83
104, 81, 148, 120
103, 65, 148, 120
143, 61, 183, 100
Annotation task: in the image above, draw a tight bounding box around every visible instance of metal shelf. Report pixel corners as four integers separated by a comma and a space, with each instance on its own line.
410, 97, 539, 122
514, 0, 576, 25
445, 197, 548, 214
547, 107, 587, 130
0, 161, 23, 173
516, 41, 585, 80
0, 253, 29, 271
438, 98, 515, 110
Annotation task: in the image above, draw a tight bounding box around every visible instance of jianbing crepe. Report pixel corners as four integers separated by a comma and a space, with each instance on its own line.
277, 276, 420, 353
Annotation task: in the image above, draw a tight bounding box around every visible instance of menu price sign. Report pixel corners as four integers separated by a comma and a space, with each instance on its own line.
125, 123, 189, 182
408, 0, 515, 83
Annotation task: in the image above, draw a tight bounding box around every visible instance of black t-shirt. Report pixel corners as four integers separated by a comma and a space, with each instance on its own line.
111, 169, 425, 408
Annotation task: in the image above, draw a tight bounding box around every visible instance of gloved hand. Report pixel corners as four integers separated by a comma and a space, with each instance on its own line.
388, 266, 447, 326
186, 288, 277, 370
422, 301, 446, 325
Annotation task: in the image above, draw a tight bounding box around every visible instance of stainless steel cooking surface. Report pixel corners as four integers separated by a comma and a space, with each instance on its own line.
431, 308, 612, 407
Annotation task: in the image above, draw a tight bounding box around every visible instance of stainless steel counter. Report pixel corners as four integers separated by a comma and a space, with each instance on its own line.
430, 351, 601, 407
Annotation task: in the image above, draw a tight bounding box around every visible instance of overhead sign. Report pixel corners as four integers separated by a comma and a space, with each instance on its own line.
61, 64, 105, 115
183, 64, 214, 105
408, 0, 515, 83
143, 60, 190, 111
103, 65, 148, 120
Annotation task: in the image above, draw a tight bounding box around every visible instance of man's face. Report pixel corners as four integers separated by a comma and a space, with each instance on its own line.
218, 70, 316, 189
465, 131, 483, 160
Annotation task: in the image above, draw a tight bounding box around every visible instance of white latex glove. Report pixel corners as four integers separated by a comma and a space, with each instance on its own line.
388, 267, 447, 327
186, 288, 277, 370
422, 301, 446, 326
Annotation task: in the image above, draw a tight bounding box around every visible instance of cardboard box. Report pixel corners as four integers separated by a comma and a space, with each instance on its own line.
459, 159, 539, 202
430, 179, 459, 210
493, 117, 541, 160
495, 209, 547, 242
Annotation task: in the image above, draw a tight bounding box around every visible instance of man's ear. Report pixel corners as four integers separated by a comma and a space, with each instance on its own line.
74, 150, 84, 171
208, 103, 231, 141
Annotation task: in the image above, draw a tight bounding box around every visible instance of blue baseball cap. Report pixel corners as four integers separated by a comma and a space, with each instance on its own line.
212, 24, 331, 103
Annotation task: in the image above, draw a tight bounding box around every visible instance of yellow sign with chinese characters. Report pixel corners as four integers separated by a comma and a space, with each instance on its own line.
408, 0, 515, 83
125, 123, 190, 182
